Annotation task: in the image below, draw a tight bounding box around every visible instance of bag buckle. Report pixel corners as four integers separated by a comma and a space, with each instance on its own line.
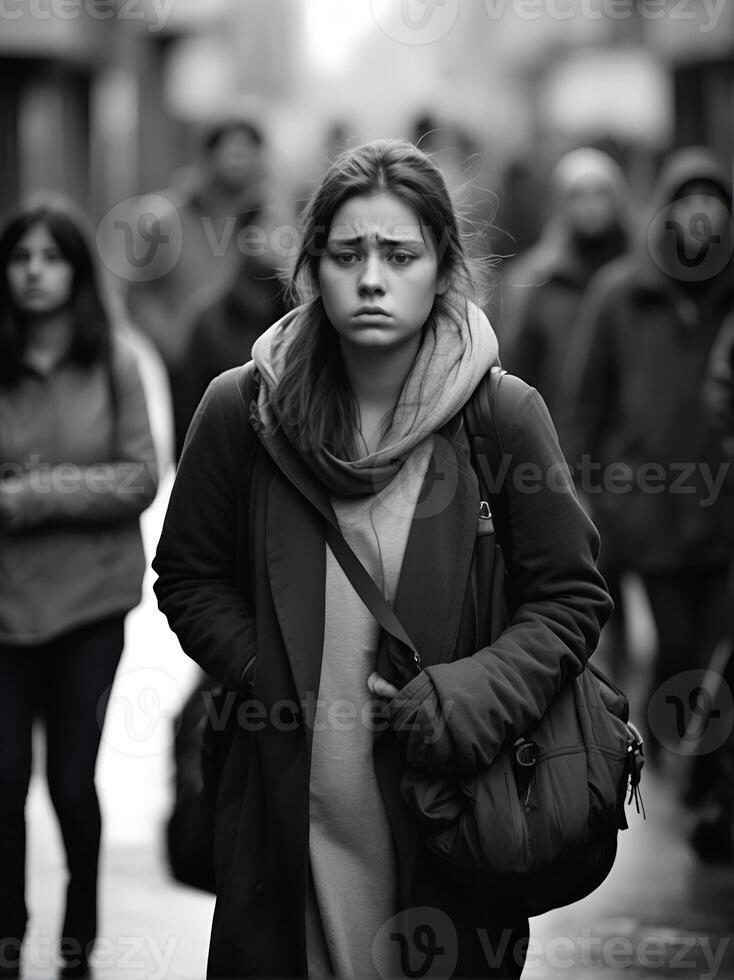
625, 722, 646, 818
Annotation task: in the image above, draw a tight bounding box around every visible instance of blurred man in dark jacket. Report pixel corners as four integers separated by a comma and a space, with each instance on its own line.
565, 147, 734, 766
125, 118, 267, 455
689, 316, 734, 863
174, 252, 285, 458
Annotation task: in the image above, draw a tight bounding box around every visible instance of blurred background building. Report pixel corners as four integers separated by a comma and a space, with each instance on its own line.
3, 5, 734, 977
1, 0, 732, 227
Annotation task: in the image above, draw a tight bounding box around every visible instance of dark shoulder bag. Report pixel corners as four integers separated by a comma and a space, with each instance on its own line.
400, 365, 645, 915
320, 367, 645, 916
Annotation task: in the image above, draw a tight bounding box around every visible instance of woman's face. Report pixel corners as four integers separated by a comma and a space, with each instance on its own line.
6, 222, 74, 315
318, 191, 444, 354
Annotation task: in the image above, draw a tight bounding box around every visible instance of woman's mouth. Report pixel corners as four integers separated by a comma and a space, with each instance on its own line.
354, 306, 391, 317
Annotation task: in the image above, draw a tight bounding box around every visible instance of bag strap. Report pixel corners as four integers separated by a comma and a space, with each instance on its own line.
323, 522, 422, 670
463, 365, 511, 557
319, 367, 517, 671
238, 362, 422, 668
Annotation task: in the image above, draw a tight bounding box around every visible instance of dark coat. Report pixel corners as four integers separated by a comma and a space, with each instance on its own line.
500, 227, 627, 438
563, 255, 734, 572
152, 364, 612, 979
705, 315, 734, 440
173, 257, 286, 458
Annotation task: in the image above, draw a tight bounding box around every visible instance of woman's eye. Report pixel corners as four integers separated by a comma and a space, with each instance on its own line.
391, 252, 415, 265
334, 252, 360, 265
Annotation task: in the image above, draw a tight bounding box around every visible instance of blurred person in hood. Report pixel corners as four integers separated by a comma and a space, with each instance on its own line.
565, 147, 734, 769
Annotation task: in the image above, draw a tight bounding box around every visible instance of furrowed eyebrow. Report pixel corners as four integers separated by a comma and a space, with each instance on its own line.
326, 234, 424, 247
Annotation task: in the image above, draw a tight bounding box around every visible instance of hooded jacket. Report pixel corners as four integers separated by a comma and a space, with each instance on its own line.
153, 311, 612, 977
564, 148, 734, 570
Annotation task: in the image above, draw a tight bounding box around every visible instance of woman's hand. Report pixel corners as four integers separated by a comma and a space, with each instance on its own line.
367, 671, 400, 700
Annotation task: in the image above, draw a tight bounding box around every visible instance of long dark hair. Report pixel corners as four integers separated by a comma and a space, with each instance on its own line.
271, 138, 478, 460
0, 194, 112, 387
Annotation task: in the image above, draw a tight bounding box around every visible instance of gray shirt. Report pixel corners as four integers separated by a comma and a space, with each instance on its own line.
0, 333, 158, 645
306, 437, 434, 979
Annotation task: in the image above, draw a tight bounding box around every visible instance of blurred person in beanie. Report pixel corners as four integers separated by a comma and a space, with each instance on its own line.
565, 147, 734, 766
501, 147, 630, 429
0, 195, 158, 978
500, 148, 630, 678
125, 118, 266, 452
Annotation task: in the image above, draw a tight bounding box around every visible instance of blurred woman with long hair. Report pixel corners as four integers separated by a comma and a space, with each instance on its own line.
0, 195, 158, 979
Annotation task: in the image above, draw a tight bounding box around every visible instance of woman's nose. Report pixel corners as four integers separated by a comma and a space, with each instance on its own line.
358, 253, 385, 294
27, 254, 43, 278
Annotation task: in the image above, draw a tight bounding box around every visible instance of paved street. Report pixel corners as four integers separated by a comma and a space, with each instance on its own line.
19, 439, 734, 979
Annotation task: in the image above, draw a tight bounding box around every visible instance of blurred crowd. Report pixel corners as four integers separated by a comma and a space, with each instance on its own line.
1, 109, 734, 976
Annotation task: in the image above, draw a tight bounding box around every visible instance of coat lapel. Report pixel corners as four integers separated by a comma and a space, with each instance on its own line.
393, 417, 480, 668
257, 425, 335, 734
259, 413, 479, 705
265, 472, 326, 734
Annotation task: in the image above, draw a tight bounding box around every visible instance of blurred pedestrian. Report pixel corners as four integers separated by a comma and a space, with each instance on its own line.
125, 118, 266, 447
173, 249, 286, 459
153, 139, 611, 979
565, 147, 734, 764
493, 157, 545, 267
501, 148, 630, 679
689, 315, 734, 863
0, 195, 158, 979
501, 147, 630, 427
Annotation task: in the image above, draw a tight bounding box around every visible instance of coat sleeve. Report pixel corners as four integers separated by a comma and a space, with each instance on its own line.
703, 315, 734, 439
502, 285, 547, 388
2, 340, 158, 529
388, 380, 613, 774
152, 371, 258, 692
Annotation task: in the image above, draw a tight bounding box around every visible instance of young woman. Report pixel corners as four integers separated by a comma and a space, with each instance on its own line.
0, 196, 158, 979
154, 139, 612, 979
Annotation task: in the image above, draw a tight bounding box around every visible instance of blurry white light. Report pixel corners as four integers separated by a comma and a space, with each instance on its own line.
544, 49, 672, 146
163, 35, 237, 120
303, 0, 382, 75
